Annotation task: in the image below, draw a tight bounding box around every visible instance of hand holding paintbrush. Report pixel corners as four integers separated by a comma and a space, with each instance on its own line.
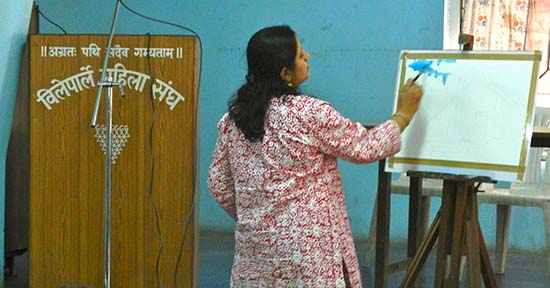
391, 77, 424, 131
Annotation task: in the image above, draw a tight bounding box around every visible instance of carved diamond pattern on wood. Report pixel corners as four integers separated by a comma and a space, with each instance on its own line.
94, 124, 130, 164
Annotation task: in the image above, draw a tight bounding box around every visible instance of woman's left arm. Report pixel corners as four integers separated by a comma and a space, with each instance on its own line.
207, 116, 237, 220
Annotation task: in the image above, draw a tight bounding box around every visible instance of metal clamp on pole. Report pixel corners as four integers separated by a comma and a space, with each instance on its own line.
91, 0, 124, 128
458, 33, 474, 51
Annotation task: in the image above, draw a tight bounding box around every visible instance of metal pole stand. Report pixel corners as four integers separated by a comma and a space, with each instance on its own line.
96, 78, 124, 288
89, 2, 123, 287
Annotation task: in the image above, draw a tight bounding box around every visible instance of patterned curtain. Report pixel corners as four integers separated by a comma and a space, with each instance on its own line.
462, 0, 549, 100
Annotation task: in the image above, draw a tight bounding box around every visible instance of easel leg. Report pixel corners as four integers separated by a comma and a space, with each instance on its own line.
408, 177, 424, 258
398, 176, 497, 288
446, 181, 468, 288
400, 212, 441, 288
434, 181, 457, 287
477, 202, 497, 287
363, 195, 377, 268
375, 160, 391, 288
466, 188, 481, 288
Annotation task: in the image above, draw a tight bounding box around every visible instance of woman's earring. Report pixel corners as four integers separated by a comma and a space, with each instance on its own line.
287, 81, 293, 87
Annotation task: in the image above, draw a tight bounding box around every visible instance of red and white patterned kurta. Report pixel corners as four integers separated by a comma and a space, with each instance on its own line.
207, 95, 401, 287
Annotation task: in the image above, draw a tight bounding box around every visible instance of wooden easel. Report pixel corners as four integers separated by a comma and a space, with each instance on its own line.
399, 34, 497, 288
399, 172, 497, 288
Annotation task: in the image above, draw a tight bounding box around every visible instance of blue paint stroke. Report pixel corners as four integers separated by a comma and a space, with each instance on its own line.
408, 59, 456, 85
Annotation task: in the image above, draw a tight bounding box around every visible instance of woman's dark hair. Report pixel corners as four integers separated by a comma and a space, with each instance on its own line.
229, 25, 299, 142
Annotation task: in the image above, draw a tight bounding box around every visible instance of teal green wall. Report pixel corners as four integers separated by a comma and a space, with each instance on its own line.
32, 0, 546, 253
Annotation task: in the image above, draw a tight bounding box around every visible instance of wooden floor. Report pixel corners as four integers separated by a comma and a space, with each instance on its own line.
5, 230, 550, 287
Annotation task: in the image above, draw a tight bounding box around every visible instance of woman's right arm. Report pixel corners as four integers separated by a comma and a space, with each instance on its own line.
303, 79, 422, 163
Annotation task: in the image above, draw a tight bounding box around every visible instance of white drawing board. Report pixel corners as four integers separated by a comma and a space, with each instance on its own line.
385, 50, 541, 182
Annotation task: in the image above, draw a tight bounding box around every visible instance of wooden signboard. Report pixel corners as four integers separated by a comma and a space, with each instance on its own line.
29, 35, 199, 287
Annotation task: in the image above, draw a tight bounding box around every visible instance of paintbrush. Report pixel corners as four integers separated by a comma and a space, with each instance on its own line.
412, 68, 426, 82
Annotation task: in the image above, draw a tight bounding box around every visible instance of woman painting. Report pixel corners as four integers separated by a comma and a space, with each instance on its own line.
208, 25, 422, 287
